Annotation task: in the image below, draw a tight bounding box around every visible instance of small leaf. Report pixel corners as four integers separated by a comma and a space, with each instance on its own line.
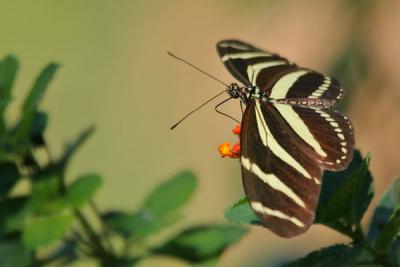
282, 244, 362, 267
224, 196, 261, 225
0, 55, 18, 120
143, 170, 197, 218
59, 126, 95, 169
154, 225, 247, 263
22, 63, 59, 115
0, 161, 20, 197
315, 150, 373, 238
66, 174, 102, 209
103, 210, 182, 238
30, 172, 67, 214
0, 196, 28, 234
372, 178, 400, 253
22, 214, 73, 249
30, 111, 47, 147
0, 237, 32, 267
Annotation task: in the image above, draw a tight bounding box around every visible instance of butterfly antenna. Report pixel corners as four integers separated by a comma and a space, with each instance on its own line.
215, 97, 241, 124
167, 51, 229, 87
170, 89, 227, 130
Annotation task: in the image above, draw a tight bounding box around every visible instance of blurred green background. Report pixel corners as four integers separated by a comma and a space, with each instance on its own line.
1, 0, 399, 266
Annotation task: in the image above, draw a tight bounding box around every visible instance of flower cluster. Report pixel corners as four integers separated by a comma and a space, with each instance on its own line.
218, 125, 241, 159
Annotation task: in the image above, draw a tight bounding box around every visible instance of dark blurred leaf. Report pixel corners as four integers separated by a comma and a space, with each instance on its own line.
195, 257, 218, 267
30, 111, 47, 147
45, 239, 78, 266
66, 173, 102, 209
315, 150, 373, 238
367, 178, 400, 242
329, 39, 369, 111
0, 197, 28, 234
100, 257, 138, 267
154, 225, 247, 263
0, 237, 32, 267
0, 161, 20, 197
59, 126, 95, 169
105, 171, 197, 238
103, 210, 182, 238
22, 63, 59, 116
22, 214, 73, 249
143, 170, 197, 218
282, 244, 362, 267
374, 208, 400, 254
224, 196, 261, 225
0, 55, 18, 130
372, 178, 400, 253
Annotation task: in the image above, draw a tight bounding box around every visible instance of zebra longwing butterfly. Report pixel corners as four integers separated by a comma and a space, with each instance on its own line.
217, 40, 354, 237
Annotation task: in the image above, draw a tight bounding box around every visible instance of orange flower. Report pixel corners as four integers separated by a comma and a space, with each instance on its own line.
232, 124, 241, 135
218, 125, 241, 159
229, 142, 240, 158
218, 142, 233, 158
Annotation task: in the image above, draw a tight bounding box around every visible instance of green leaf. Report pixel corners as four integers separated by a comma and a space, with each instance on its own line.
66, 174, 102, 209
0, 196, 28, 234
0, 237, 32, 267
224, 196, 261, 225
367, 178, 400, 242
372, 178, 400, 253
22, 63, 59, 116
0, 161, 20, 197
22, 214, 73, 249
59, 126, 95, 169
154, 225, 247, 263
30, 172, 67, 214
315, 150, 373, 238
282, 244, 362, 267
0, 55, 18, 121
30, 111, 47, 147
103, 210, 182, 238
143, 170, 197, 218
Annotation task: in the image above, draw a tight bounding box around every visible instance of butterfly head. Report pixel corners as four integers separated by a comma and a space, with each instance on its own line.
228, 83, 249, 101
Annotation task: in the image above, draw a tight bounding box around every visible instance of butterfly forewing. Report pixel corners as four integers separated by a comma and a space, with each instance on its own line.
217, 40, 355, 237
216, 40, 290, 87
217, 40, 344, 104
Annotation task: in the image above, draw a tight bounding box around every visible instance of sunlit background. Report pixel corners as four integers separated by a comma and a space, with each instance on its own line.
1, 0, 399, 266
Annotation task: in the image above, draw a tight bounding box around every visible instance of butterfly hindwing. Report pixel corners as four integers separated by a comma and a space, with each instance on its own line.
240, 102, 322, 237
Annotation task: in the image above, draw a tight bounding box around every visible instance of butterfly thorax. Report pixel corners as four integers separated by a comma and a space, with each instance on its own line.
228, 83, 265, 104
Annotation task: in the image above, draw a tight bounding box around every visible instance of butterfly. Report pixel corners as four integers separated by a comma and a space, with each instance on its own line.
217, 40, 354, 237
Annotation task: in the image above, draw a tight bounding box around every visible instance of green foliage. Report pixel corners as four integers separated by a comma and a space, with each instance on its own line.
0, 237, 31, 267
282, 244, 362, 267
104, 170, 196, 238
224, 196, 261, 225
22, 214, 74, 249
315, 151, 373, 239
0, 54, 246, 266
155, 225, 248, 263
0, 162, 20, 197
66, 174, 102, 209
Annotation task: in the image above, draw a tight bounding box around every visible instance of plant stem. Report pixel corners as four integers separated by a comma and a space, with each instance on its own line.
89, 200, 115, 254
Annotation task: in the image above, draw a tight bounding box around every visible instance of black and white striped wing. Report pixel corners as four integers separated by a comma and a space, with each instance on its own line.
269, 104, 354, 171
216, 40, 291, 87
217, 40, 344, 104
240, 102, 322, 237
